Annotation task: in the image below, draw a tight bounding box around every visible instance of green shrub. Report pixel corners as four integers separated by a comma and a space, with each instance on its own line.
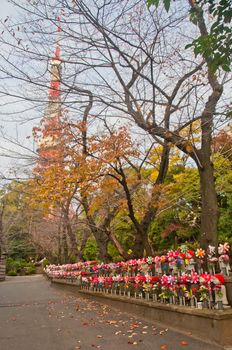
42, 258, 49, 268
83, 238, 98, 261
7, 270, 17, 276
24, 266, 36, 275
6, 258, 36, 275
6, 258, 22, 273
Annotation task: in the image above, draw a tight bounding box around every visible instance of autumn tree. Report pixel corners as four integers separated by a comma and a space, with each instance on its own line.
92, 126, 169, 257
1, 0, 231, 251
54, 0, 230, 248
0, 181, 47, 260
60, 120, 134, 261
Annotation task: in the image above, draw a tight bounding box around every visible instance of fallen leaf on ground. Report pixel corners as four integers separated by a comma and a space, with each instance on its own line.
107, 320, 117, 324
160, 345, 168, 350
181, 341, 188, 346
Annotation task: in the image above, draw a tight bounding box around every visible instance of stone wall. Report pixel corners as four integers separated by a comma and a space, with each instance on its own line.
0, 254, 6, 281
225, 276, 232, 307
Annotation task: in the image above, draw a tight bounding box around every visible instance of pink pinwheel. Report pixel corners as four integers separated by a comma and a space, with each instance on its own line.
179, 273, 189, 284
135, 276, 140, 284
161, 274, 169, 286
218, 242, 230, 255
98, 277, 105, 284
186, 250, 194, 259
167, 250, 175, 259
93, 277, 99, 285
137, 258, 147, 265
168, 275, 176, 285
128, 259, 136, 266
112, 275, 120, 282
82, 277, 89, 283
200, 273, 211, 284
154, 256, 161, 268
190, 271, 199, 284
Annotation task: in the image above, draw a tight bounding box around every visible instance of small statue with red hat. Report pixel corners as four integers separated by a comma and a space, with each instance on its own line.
212, 273, 230, 310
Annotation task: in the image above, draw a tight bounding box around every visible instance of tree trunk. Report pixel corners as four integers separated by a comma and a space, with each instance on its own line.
119, 172, 146, 257
82, 197, 112, 262
78, 230, 91, 261
57, 223, 62, 262
108, 231, 130, 260
199, 158, 218, 249
96, 233, 111, 262
60, 224, 68, 264
188, 0, 223, 250
144, 235, 154, 256
130, 236, 145, 259
63, 209, 78, 260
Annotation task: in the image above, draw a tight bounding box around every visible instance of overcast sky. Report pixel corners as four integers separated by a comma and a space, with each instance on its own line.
0, 0, 37, 180
0, 0, 19, 23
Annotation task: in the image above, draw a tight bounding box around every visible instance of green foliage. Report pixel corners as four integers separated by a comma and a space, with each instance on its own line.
112, 212, 135, 251
149, 210, 199, 253
7, 271, 17, 276
107, 242, 121, 262
24, 266, 36, 275
6, 257, 36, 276
7, 235, 37, 260
6, 257, 22, 274
83, 237, 98, 261
1, 181, 42, 261
147, 0, 171, 12
147, 0, 232, 73
149, 208, 199, 252
42, 258, 50, 268
214, 153, 232, 245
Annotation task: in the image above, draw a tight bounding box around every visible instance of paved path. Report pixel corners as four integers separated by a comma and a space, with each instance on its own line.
0, 275, 221, 350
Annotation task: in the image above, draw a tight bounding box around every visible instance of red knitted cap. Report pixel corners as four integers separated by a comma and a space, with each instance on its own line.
213, 274, 225, 285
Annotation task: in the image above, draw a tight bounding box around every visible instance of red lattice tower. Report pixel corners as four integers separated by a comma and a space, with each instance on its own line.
35, 16, 64, 168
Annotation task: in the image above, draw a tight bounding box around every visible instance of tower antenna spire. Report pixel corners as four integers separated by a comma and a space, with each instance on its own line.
49, 16, 62, 99
55, 15, 61, 61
